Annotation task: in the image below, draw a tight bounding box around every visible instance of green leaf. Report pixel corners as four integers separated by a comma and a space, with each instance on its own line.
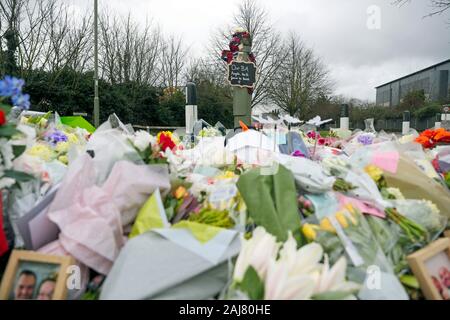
239, 266, 265, 300
400, 275, 420, 289
4, 170, 35, 183
0, 103, 12, 115
0, 124, 19, 138
236, 164, 303, 243
12, 145, 26, 158
312, 291, 354, 300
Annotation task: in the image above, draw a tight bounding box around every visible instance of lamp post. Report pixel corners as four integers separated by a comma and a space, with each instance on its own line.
93, 0, 100, 127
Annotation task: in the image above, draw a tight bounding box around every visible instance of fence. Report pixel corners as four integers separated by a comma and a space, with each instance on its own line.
352, 116, 436, 132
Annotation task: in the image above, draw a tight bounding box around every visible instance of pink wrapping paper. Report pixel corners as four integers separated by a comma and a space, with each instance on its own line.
337, 193, 386, 218
371, 151, 399, 174
46, 155, 170, 274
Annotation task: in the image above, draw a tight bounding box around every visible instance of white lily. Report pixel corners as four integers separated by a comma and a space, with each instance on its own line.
233, 227, 280, 282
264, 234, 323, 300
313, 255, 361, 296
278, 233, 323, 277
264, 258, 316, 300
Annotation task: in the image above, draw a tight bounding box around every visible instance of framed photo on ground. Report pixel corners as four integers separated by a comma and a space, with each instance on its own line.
407, 238, 450, 300
0, 250, 75, 300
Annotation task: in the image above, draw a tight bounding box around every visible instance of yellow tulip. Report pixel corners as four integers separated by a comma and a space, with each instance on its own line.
302, 223, 318, 241
320, 218, 336, 233
335, 211, 349, 228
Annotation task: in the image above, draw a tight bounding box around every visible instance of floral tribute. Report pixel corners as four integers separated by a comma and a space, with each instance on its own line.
415, 128, 450, 149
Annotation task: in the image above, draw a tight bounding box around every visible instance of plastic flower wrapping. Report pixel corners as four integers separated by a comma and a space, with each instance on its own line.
1, 97, 450, 302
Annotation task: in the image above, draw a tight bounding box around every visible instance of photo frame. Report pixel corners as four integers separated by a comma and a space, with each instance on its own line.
407, 238, 450, 300
0, 250, 75, 300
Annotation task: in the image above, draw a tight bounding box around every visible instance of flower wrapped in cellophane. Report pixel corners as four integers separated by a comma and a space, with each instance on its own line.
226, 226, 360, 300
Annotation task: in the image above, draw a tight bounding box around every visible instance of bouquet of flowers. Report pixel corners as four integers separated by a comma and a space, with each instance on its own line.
228, 226, 360, 300
415, 128, 450, 149
129, 130, 179, 165
0, 76, 33, 189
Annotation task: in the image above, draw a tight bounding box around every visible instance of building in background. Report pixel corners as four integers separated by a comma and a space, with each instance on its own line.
376, 59, 450, 107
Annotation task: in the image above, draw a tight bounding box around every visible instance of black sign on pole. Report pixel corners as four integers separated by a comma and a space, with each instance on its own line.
186, 82, 197, 105
227, 61, 256, 88
340, 104, 349, 118
403, 111, 411, 122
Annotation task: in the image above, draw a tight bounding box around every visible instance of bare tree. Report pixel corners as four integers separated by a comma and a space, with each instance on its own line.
394, 0, 450, 17
99, 12, 162, 86
268, 32, 332, 118
209, 0, 284, 108
0, 0, 26, 74
160, 35, 188, 89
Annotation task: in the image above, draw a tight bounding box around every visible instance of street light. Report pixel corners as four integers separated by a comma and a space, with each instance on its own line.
93, 0, 100, 127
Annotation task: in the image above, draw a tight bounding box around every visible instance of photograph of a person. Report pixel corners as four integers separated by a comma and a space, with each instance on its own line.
426, 252, 450, 300
10, 261, 59, 300
0, 250, 74, 300
408, 238, 450, 300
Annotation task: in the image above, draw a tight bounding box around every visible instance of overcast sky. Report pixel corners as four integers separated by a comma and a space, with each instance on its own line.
68, 0, 450, 102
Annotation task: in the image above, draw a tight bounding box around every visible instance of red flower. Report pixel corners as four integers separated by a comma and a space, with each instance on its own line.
158, 133, 176, 151
318, 138, 326, 145
415, 135, 435, 149
0, 109, 6, 126
421, 129, 436, 139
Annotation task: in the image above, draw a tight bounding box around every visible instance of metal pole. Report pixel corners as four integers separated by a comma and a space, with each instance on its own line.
93, 0, 100, 127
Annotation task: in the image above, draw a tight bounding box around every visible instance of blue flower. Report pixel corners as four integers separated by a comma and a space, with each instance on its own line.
12, 93, 31, 110
45, 129, 68, 146
357, 134, 374, 146
0, 76, 25, 98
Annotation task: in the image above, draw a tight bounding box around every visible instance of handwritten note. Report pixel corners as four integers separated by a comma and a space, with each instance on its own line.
227, 62, 256, 88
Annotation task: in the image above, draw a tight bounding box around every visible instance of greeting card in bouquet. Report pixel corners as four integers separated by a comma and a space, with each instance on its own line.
16, 186, 60, 251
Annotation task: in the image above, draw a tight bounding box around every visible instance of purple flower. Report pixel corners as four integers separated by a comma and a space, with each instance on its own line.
45, 129, 68, 146
0, 76, 25, 97
357, 134, 374, 145
12, 93, 31, 110
292, 150, 306, 157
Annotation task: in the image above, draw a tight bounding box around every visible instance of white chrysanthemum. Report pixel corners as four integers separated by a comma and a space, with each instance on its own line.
386, 187, 405, 200
132, 130, 155, 152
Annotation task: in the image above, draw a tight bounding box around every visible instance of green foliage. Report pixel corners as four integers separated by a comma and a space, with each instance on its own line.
238, 266, 265, 300
196, 80, 233, 128
413, 103, 442, 119
398, 90, 426, 111
19, 69, 234, 128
